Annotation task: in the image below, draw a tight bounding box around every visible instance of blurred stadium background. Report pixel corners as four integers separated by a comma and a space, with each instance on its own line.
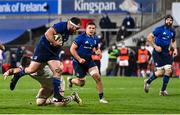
0, 0, 180, 77
0, 0, 180, 114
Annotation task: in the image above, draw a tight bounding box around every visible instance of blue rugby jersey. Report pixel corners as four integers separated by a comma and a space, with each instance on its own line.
153, 25, 176, 54
32, 21, 71, 62
41, 22, 70, 53
41, 21, 70, 45
52, 21, 70, 42
73, 32, 100, 61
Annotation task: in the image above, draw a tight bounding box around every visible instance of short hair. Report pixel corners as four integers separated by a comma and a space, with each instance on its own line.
70, 17, 81, 26
86, 22, 96, 27
21, 56, 31, 67
165, 14, 173, 21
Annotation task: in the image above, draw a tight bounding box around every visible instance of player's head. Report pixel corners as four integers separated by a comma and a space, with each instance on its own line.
164, 14, 173, 27
68, 17, 81, 34
86, 22, 96, 36
21, 56, 31, 67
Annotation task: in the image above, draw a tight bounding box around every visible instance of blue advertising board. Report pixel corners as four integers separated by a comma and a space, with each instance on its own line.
0, 0, 58, 15
61, 0, 157, 14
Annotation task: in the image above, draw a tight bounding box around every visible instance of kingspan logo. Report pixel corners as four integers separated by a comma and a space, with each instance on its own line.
74, 0, 116, 14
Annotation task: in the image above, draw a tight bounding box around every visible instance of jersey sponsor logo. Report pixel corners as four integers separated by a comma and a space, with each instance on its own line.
171, 32, 174, 36
33, 56, 38, 60
94, 40, 97, 44
84, 46, 92, 49
84, 41, 92, 49
85, 41, 89, 44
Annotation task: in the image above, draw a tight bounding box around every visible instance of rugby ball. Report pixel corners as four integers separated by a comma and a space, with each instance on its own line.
54, 34, 62, 41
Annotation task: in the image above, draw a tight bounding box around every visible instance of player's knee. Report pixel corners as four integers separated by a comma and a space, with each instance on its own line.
79, 80, 85, 87
55, 67, 63, 74
155, 69, 164, 77
164, 65, 172, 75
93, 73, 101, 83
36, 98, 46, 106
155, 72, 163, 77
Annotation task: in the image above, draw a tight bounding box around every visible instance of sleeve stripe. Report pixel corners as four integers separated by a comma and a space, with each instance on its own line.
73, 41, 78, 46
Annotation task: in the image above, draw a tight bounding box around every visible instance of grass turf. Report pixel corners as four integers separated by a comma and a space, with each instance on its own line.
0, 74, 180, 114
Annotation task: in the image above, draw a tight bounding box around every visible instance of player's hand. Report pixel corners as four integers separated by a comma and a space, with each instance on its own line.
3, 69, 13, 80
78, 58, 86, 64
95, 50, 101, 55
154, 45, 162, 52
56, 39, 63, 46
52, 39, 63, 47
173, 48, 178, 57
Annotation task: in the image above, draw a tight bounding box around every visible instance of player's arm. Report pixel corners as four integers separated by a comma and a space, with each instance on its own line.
94, 39, 102, 58
70, 42, 86, 64
45, 27, 61, 47
171, 39, 178, 57
96, 48, 102, 59
147, 33, 162, 52
3, 68, 22, 79
93, 46, 102, 59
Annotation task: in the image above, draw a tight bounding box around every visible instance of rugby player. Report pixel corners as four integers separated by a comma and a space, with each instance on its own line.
144, 15, 178, 96
68, 22, 108, 103
4, 56, 82, 106
5, 17, 81, 102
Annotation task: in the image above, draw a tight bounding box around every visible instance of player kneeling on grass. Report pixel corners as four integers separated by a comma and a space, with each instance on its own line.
144, 15, 178, 96
3, 56, 82, 106
69, 22, 108, 103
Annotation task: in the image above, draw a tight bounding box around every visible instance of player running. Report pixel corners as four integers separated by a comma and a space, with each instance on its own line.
5, 17, 81, 102
68, 22, 108, 103
144, 14, 178, 96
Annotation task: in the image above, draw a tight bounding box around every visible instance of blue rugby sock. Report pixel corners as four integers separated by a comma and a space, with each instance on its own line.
53, 77, 63, 99
161, 75, 170, 91
16, 68, 26, 78
147, 73, 157, 84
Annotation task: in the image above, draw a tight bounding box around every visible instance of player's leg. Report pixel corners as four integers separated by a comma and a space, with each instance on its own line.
160, 64, 172, 96
10, 61, 41, 90
10, 44, 47, 90
34, 73, 66, 106
60, 76, 65, 96
144, 67, 164, 93
63, 92, 82, 106
89, 66, 108, 103
68, 61, 86, 88
68, 77, 86, 87
71, 91, 82, 105
36, 87, 53, 106
3, 56, 41, 90
47, 60, 64, 102
144, 52, 164, 93
53, 76, 81, 106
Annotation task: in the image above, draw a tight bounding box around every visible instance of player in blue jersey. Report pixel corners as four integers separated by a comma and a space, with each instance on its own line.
144, 15, 178, 96
5, 17, 81, 102
68, 22, 108, 103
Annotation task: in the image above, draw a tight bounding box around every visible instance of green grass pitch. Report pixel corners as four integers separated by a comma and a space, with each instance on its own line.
0, 74, 180, 114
